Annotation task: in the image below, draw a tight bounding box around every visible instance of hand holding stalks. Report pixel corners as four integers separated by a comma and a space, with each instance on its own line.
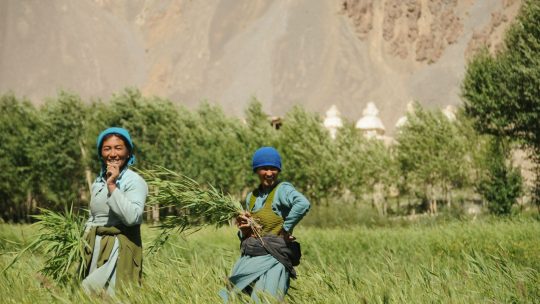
235, 211, 259, 238
236, 210, 251, 226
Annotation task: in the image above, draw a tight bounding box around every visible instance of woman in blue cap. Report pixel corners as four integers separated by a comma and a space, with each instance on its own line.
82, 127, 148, 295
221, 147, 311, 302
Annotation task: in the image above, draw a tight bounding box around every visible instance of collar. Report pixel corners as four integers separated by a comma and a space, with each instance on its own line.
257, 180, 281, 195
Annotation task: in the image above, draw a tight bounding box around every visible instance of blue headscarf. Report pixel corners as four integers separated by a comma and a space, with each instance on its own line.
96, 127, 136, 174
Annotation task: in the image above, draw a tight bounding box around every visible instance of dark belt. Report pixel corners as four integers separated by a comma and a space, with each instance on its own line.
240, 235, 299, 278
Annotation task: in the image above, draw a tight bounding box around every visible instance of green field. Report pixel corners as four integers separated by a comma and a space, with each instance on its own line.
1, 218, 539, 303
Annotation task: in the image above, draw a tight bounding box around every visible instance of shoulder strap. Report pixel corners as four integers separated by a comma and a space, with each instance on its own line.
249, 182, 282, 211
249, 190, 257, 211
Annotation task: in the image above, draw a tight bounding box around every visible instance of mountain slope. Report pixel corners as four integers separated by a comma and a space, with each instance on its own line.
0, 0, 520, 132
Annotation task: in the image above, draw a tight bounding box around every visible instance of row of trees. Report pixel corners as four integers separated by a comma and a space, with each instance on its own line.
0, 88, 525, 222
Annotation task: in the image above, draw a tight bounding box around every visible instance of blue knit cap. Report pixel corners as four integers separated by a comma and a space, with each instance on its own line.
252, 147, 281, 172
96, 127, 136, 172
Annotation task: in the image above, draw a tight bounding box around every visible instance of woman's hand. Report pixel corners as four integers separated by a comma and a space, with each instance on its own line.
236, 211, 253, 237
106, 161, 120, 193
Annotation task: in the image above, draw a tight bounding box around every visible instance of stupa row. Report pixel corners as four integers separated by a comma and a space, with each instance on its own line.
323, 102, 457, 141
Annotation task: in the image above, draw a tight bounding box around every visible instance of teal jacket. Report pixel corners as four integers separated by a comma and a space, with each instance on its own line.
85, 167, 148, 229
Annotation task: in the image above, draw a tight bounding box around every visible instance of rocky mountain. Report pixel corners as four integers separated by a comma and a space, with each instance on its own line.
0, 0, 520, 133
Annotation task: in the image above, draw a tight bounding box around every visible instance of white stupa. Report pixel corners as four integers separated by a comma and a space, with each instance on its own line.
442, 105, 457, 121
356, 102, 385, 138
395, 101, 415, 129
395, 103, 457, 129
323, 105, 343, 139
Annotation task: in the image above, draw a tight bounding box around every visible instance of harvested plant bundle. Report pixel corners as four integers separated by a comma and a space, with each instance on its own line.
139, 167, 246, 253
2, 205, 87, 286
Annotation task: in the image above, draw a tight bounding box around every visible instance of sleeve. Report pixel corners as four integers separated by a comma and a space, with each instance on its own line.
107, 174, 148, 226
276, 183, 311, 233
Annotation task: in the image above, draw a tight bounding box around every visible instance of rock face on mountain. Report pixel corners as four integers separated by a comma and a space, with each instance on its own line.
0, 0, 520, 132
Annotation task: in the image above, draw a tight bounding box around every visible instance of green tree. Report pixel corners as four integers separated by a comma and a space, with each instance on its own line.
462, 0, 540, 205
107, 90, 187, 170
478, 138, 523, 215
0, 94, 38, 221
335, 123, 399, 214
334, 122, 369, 200
277, 106, 339, 204
189, 102, 249, 196
396, 103, 469, 214
363, 138, 399, 215
31, 92, 89, 210
243, 98, 277, 187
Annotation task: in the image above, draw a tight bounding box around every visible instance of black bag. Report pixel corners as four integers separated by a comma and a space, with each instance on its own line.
287, 241, 302, 266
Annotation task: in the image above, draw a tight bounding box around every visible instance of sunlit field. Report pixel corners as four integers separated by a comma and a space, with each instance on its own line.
1, 216, 539, 303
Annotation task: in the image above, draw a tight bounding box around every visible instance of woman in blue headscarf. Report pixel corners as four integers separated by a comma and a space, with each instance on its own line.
220, 147, 311, 303
82, 127, 148, 295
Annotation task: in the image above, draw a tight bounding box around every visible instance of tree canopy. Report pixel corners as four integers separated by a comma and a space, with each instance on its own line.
462, 0, 540, 203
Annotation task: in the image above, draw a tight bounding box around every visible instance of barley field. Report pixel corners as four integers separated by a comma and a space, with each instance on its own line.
1, 217, 539, 303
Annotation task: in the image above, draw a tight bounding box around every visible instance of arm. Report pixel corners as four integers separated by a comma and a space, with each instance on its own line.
276, 183, 311, 233
107, 174, 148, 226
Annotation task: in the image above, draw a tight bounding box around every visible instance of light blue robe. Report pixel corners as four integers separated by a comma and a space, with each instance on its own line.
82, 167, 147, 295
221, 182, 310, 302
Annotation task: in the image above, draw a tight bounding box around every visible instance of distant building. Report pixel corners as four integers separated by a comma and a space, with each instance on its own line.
356, 102, 386, 139
323, 105, 343, 139
395, 103, 457, 130
442, 105, 457, 121
270, 116, 282, 130
395, 101, 415, 129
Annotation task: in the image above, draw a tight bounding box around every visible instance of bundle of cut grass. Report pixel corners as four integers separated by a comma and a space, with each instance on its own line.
139, 167, 245, 254
2, 205, 87, 286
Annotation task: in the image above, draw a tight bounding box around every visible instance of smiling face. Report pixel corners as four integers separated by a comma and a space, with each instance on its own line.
256, 166, 280, 189
100, 135, 129, 169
